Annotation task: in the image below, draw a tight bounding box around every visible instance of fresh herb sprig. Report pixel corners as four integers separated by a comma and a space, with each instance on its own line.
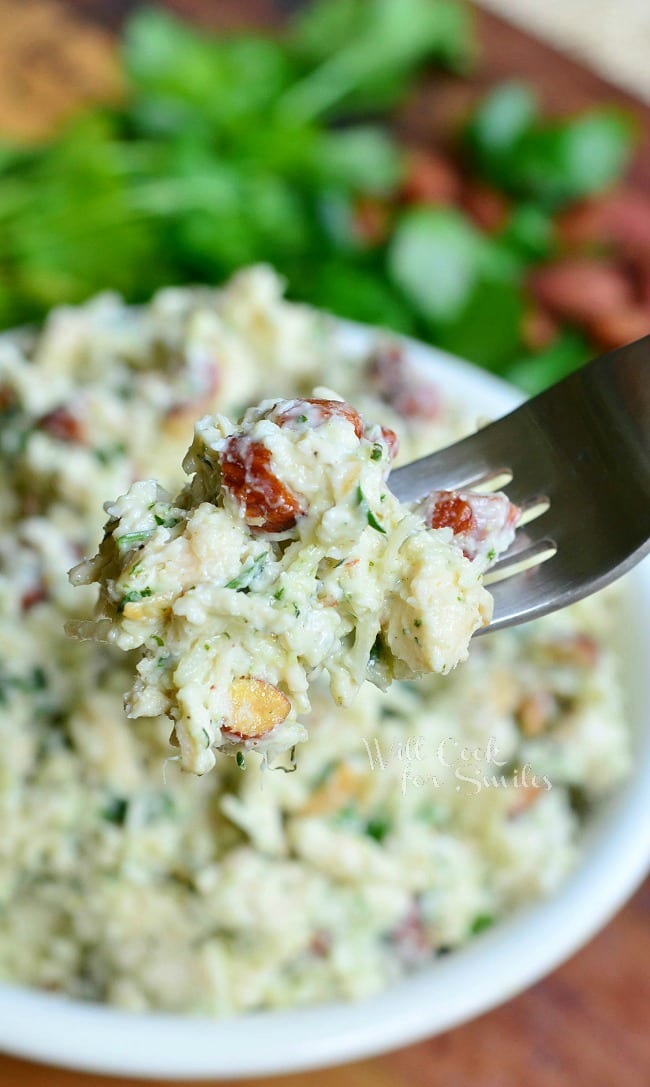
0, 3, 637, 391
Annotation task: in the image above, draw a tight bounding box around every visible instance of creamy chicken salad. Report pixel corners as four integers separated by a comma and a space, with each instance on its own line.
0, 267, 630, 1012
71, 385, 518, 774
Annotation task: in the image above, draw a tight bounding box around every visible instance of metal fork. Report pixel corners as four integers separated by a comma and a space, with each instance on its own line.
389, 336, 650, 632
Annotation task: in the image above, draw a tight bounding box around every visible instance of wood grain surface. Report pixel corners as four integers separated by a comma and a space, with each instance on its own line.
0, 2, 648, 1084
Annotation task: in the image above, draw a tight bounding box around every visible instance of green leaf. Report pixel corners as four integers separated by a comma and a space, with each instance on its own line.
5, 115, 166, 310
389, 208, 487, 322
285, 0, 474, 120
465, 81, 537, 159
164, 154, 311, 275
317, 127, 402, 194
124, 8, 293, 133
505, 329, 590, 394
302, 259, 415, 333
464, 83, 635, 207
435, 276, 525, 371
499, 203, 555, 262
516, 110, 635, 204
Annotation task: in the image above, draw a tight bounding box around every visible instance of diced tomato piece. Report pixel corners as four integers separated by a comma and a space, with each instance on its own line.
429, 492, 475, 535
368, 346, 441, 422
309, 930, 332, 957
36, 406, 84, 444
426, 489, 520, 563
21, 583, 48, 611
529, 259, 634, 327
220, 437, 305, 533
558, 188, 650, 254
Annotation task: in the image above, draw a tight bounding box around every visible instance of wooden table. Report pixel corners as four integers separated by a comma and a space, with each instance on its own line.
0, 2, 648, 1084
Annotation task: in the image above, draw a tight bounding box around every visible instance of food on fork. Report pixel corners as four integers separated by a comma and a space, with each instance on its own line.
70, 391, 519, 774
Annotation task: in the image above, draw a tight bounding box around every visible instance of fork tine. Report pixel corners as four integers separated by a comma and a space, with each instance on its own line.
484, 538, 558, 585
517, 494, 551, 527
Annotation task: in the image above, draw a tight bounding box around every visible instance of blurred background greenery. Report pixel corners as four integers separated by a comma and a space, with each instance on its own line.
0, 0, 648, 392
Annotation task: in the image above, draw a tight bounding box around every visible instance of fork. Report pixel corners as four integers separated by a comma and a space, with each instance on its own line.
389, 335, 650, 632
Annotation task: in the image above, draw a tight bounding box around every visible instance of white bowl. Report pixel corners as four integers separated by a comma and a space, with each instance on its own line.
2, 326, 649, 1080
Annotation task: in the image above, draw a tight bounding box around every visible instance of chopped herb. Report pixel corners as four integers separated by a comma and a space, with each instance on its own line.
274, 586, 285, 600
297, 413, 308, 423
367, 508, 387, 533
414, 618, 422, 628
225, 552, 267, 592
293, 602, 301, 617
30, 666, 48, 692
0, 664, 48, 699
471, 913, 494, 935
116, 530, 153, 551
381, 705, 403, 720
94, 442, 126, 466
118, 587, 152, 613
154, 513, 181, 528
370, 443, 383, 461
236, 751, 246, 769
202, 728, 211, 748
357, 485, 387, 533
152, 635, 164, 646
102, 796, 129, 825
156, 655, 172, 669
365, 816, 390, 842
270, 745, 298, 773
487, 547, 497, 562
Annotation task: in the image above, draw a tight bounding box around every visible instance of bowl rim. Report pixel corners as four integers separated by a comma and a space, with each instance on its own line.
2, 320, 649, 1080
